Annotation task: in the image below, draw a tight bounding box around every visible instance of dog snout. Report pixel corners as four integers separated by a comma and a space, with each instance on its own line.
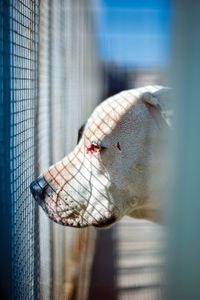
30, 176, 48, 203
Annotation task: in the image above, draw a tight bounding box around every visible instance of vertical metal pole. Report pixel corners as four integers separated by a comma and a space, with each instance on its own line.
0, 0, 12, 298
48, 1, 54, 298
166, 1, 200, 300
48, 0, 53, 166
34, 1, 40, 298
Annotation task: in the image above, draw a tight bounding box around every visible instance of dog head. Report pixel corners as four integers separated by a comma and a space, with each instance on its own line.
30, 86, 171, 228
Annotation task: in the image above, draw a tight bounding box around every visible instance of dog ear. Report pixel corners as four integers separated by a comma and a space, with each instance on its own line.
142, 88, 173, 128
77, 122, 86, 144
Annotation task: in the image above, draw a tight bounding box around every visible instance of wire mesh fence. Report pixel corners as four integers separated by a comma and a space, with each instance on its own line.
0, 0, 39, 299
0, 1, 12, 298
1, 0, 102, 298
38, 0, 102, 299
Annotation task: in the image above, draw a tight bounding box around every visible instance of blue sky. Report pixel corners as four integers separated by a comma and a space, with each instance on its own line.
94, 0, 172, 69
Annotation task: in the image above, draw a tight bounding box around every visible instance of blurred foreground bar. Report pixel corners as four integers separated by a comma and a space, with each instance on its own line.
166, 1, 200, 300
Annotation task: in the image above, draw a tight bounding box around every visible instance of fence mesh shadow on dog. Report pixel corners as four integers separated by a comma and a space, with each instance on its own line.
0, 1, 177, 300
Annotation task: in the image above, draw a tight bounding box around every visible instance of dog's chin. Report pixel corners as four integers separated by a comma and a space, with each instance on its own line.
38, 199, 118, 229
94, 216, 117, 229
46, 214, 117, 229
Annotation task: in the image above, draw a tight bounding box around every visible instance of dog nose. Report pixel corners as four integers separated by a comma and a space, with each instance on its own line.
30, 176, 48, 203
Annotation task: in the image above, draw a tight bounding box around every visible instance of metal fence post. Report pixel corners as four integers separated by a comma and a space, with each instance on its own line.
0, 0, 12, 297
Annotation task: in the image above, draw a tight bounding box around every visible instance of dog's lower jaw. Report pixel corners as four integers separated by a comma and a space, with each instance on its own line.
127, 207, 162, 223
94, 216, 118, 229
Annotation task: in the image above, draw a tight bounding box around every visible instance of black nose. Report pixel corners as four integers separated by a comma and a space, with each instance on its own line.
30, 176, 48, 203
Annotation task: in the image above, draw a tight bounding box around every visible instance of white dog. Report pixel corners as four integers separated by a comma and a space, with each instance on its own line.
30, 86, 172, 228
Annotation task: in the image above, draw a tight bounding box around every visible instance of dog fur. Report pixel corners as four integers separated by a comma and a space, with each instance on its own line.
32, 86, 171, 228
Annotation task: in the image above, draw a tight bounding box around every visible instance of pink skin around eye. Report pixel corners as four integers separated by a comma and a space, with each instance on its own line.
86, 144, 96, 153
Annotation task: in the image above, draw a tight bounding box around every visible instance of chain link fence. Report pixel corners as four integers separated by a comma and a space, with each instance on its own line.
0, 0, 39, 299
0, 0, 102, 299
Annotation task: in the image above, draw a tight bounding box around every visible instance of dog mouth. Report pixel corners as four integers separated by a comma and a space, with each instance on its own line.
94, 216, 117, 229
34, 190, 118, 229
46, 208, 117, 228
46, 212, 117, 229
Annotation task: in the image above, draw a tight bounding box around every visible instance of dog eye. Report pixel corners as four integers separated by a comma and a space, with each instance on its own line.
86, 143, 105, 153
93, 144, 101, 152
